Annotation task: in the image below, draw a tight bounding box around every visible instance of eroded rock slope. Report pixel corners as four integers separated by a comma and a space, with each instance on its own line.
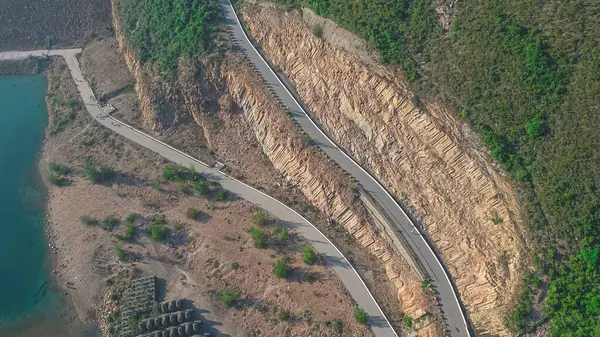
240, 2, 528, 335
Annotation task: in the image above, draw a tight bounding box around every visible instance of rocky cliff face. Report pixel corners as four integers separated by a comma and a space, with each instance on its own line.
110, 0, 431, 326
240, 2, 528, 335
216, 54, 427, 317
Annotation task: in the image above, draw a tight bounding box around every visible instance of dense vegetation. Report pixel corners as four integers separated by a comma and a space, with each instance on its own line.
274, 0, 600, 335
116, 0, 221, 77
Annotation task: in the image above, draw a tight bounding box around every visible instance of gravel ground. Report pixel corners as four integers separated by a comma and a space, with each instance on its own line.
0, 0, 112, 51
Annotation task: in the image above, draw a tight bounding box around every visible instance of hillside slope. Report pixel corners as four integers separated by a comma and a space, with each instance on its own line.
239, 2, 527, 335
265, 0, 600, 335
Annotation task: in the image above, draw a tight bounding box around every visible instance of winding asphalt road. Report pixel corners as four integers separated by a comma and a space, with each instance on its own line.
218, 1, 471, 336
0, 49, 398, 337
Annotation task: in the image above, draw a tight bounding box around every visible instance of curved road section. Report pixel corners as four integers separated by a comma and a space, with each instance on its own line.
0, 49, 397, 337
218, 1, 471, 336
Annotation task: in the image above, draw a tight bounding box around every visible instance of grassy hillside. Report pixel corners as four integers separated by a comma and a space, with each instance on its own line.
115, 0, 221, 78
274, 0, 600, 335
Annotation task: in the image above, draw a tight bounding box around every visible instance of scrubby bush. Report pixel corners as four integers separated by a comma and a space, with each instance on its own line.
150, 216, 169, 242
215, 190, 227, 202
49, 162, 72, 175
125, 213, 137, 224
249, 226, 266, 248
302, 243, 315, 265
304, 134, 313, 146
277, 309, 290, 322
115, 244, 126, 262
193, 180, 208, 197
83, 158, 113, 184
49, 173, 71, 187
312, 24, 323, 38
354, 308, 368, 325
80, 216, 96, 226
253, 209, 266, 226
273, 257, 291, 279
123, 223, 134, 241
186, 207, 200, 220
333, 319, 343, 333
103, 216, 119, 230
276, 226, 288, 240
218, 288, 240, 308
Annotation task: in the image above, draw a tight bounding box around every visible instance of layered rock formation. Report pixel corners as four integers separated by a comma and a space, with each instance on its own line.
109, 0, 430, 326
240, 2, 528, 335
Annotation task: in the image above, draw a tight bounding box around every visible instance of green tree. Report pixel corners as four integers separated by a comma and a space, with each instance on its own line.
150, 216, 169, 242
218, 288, 240, 308
354, 307, 368, 325
249, 226, 266, 248
276, 226, 288, 240
302, 243, 315, 265
273, 257, 291, 279
253, 209, 266, 226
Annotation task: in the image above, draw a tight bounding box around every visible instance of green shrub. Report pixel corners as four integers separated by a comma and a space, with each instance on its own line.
218, 288, 240, 308
49, 173, 71, 187
333, 319, 343, 333
116, 0, 221, 78
115, 244, 126, 262
152, 180, 162, 191
193, 180, 209, 197
354, 308, 368, 325
150, 216, 169, 242
253, 209, 266, 226
277, 309, 290, 322
162, 165, 178, 181
525, 116, 544, 137
304, 134, 313, 146
273, 257, 291, 279
215, 190, 227, 202
231, 262, 240, 270
49, 162, 71, 175
125, 213, 137, 224
302, 243, 315, 265
249, 226, 266, 248
80, 216, 96, 226
83, 159, 113, 184
186, 207, 200, 220
103, 216, 119, 230
312, 24, 323, 38
276, 226, 288, 240
403, 316, 413, 329
123, 223, 134, 241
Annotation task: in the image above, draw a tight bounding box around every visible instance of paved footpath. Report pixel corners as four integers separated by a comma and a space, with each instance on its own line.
217, 0, 472, 336
0, 49, 398, 337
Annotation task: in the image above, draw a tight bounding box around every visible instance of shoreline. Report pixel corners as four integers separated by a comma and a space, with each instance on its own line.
0, 60, 96, 337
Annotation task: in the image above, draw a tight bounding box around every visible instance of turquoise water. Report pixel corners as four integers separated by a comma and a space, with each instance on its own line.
0, 75, 58, 327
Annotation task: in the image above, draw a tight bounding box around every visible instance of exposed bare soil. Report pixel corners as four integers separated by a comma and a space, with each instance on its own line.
35, 37, 384, 337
